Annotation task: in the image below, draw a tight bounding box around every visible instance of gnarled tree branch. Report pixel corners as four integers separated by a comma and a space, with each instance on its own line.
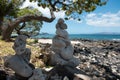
1, 8, 55, 41
11, 8, 55, 28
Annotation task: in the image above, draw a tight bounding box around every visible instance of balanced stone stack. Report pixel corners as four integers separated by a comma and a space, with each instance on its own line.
4, 35, 45, 80
51, 18, 80, 67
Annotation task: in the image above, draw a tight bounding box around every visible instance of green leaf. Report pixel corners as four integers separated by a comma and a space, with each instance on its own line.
64, 17, 69, 20
38, 3, 41, 6
42, 4, 46, 8
78, 18, 81, 21
29, 0, 33, 2
65, 11, 71, 16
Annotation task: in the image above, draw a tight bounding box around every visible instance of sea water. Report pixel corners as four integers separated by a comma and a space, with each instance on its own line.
33, 34, 120, 41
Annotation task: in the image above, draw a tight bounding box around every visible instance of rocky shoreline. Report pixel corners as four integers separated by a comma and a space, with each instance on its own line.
38, 38, 120, 80
73, 39, 120, 80
0, 38, 120, 80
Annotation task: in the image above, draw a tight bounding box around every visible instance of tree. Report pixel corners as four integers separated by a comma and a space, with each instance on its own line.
0, 0, 25, 38
0, 0, 19, 35
34, 0, 107, 20
0, 0, 107, 41
14, 7, 43, 37
0, 0, 55, 41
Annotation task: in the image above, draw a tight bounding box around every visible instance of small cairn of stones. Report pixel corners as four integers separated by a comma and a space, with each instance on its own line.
4, 35, 45, 80
50, 18, 80, 67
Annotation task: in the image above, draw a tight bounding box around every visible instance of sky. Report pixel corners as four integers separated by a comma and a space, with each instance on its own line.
22, 0, 120, 34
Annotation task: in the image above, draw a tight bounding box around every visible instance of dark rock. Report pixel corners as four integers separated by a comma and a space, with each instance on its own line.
0, 70, 7, 80
47, 65, 91, 80
47, 65, 74, 80
15, 73, 29, 80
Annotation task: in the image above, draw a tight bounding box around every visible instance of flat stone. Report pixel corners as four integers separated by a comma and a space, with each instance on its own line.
56, 28, 69, 39
5, 55, 33, 77
60, 45, 74, 60
28, 68, 45, 80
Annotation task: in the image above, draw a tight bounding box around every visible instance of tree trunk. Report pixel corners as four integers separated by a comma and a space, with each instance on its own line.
1, 24, 14, 41
0, 17, 4, 35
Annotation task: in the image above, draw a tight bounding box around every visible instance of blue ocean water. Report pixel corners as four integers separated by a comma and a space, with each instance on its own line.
33, 34, 120, 41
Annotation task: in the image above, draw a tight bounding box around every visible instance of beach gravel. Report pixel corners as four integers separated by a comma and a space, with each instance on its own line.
0, 39, 120, 80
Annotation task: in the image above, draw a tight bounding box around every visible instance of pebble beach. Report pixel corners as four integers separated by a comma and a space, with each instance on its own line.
0, 38, 120, 80
38, 38, 120, 80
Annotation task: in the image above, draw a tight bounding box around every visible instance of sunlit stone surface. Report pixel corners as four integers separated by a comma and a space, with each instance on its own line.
51, 18, 80, 67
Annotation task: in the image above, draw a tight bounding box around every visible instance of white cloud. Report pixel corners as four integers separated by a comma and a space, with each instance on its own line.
85, 11, 120, 27
54, 11, 65, 18
20, 0, 38, 9
20, 0, 65, 18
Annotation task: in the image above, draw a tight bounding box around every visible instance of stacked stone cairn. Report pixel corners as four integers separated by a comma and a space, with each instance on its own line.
4, 35, 45, 80
50, 18, 80, 67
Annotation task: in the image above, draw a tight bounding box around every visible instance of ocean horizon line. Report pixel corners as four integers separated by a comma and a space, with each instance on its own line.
40, 33, 120, 35
33, 33, 120, 41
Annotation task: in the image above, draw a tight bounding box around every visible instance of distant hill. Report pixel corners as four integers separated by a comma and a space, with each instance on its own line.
40, 32, 49, 35
92, 32, 120, 35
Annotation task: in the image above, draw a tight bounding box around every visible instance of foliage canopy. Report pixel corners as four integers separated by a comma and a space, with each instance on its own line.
0, 0, 25, 17
30, 0, 107, 20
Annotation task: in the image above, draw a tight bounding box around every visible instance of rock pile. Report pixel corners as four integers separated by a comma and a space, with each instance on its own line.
73, 40, 120, 80
50, 18, 80, 67
4, 35, 45, 80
